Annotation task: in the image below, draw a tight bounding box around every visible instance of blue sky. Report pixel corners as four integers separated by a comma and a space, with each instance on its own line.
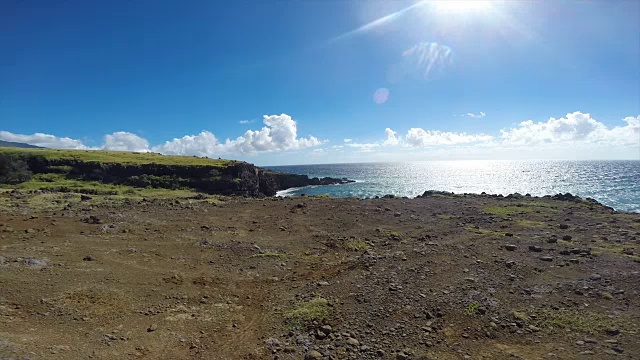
1, 0, 639, 165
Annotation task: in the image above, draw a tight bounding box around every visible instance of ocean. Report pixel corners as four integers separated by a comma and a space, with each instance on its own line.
265, 160, 640, 213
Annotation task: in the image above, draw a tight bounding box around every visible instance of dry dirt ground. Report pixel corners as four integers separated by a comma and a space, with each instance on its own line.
1, 191, 639, 360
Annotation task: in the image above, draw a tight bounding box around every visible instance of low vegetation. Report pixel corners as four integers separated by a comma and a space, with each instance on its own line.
285, 297, 331, 330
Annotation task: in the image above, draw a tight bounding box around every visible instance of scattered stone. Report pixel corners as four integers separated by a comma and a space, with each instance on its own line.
346, 337, 360, 346
540, 256, 553, 262
589, 274, 602, 281
562, 235, 572, 241
612, 345, 624, 353
528, 325, 541, 332
147, 324, 157, 332
505, 233, 514, 237
505, 244, 517, 251
319, 325, 332, 334
558, 224, 569, 229
529, 245, 542, 252
83, 255, 95, 261
80, 195, 92, 201
396, 352, 409, 360
605, 328, 621, 336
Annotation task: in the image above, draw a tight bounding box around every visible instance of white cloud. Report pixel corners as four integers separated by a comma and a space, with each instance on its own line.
500, 112, 639, 146
313, 148, 324, 153
102, 132, 150, 152
239, 120, 254, 124
0, 131, 87, 149
153, 114, 322, 156
343, 138, 353, 143
383, 128, 400, 146
466, 112, 486, 119
152, 131, 219, 157
405, 128, 493, 147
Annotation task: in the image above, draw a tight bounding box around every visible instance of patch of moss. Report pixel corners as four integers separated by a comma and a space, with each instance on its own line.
285, 297, 331, 330
437, 214, 454, 220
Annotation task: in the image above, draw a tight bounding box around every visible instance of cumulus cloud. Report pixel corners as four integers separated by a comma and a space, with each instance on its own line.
102, 132, 150, 152
0, 131, 87, 149
343, 139, 352, 143
383, 128, 400, 146
500, 112, 639, 146
405, 128, 493, 147
466, 112, 486, 119
153, 114, 322, 156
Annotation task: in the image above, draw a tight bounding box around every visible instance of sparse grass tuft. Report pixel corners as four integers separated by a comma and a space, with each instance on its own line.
251, 253, 287, 259
285, 297, 331, 330
344, 240, 370, 251
533, 308, 633, 334
515, 219, 546, 227
465, 226, 503, 236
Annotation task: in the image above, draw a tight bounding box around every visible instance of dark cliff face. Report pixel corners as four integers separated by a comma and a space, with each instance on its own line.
15, 154, 351, 196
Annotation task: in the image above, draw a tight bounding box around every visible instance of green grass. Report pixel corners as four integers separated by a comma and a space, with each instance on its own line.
437, 214, 454, 220
285, 297, 331, 330
0, 147, 234, 167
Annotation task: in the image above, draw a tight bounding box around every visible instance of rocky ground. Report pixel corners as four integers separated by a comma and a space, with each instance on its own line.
0, 190, 639, 360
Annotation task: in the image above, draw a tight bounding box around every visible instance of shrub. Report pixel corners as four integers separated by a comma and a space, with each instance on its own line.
0, 154, 32, 184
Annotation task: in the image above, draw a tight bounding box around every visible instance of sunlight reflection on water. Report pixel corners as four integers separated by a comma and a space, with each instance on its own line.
267, 160, 640, 213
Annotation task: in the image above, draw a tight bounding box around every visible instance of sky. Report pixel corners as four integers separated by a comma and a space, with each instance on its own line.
1, 0, 639, 165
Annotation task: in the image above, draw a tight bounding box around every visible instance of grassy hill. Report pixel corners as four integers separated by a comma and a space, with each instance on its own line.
0, 147, 233, 166
0, 147, 351, 197
0, 140, 43, 148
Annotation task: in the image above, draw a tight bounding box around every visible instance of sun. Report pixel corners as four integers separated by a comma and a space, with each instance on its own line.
432, 0, 493, 13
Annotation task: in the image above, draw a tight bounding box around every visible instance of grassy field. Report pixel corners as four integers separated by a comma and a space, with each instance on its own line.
0, 147, 235, 167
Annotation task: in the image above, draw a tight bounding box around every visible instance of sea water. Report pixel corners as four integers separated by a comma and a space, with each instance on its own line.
266, 160, 640, 213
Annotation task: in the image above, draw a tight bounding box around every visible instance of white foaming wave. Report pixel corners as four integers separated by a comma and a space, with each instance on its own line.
275, 187, 305, 197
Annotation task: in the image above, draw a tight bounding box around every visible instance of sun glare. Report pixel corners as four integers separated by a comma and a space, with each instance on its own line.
432, 0, 493, 13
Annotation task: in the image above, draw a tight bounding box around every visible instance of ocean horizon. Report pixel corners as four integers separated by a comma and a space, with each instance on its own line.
266, 160, 640, 213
